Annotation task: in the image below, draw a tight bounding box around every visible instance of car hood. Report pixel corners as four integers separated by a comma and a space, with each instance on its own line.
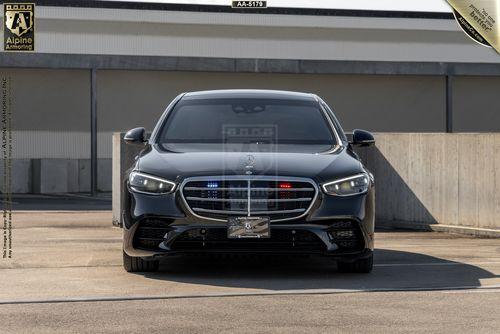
136, 144, 363, 184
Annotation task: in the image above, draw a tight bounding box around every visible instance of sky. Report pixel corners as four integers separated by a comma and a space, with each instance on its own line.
104, 0, 453, 13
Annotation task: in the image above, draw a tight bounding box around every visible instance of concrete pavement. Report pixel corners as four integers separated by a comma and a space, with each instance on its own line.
0, 211, 499, 333
2, 291, 500, 334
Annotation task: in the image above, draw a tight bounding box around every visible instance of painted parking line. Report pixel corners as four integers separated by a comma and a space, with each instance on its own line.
0, 264, 123, 270
1, 260, 500, 271
1, 284, 500, 306
46, 237, 122, 241
374, 261, 500, 267
442, 288, 500, 294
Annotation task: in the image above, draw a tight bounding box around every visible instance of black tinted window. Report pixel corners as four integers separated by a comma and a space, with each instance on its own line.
158, 98, 335, 145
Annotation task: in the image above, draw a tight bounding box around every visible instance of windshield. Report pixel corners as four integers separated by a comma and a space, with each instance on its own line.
157, 98, 337, 152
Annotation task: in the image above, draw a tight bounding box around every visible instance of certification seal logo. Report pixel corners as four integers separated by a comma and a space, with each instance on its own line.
4, 3, 35, 51
447, 0, 499, 53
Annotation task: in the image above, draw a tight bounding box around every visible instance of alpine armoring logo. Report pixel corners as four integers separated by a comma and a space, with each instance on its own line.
4, 3, 35, 52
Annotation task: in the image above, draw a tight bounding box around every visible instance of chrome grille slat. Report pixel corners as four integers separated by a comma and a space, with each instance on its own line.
186, 197, 312, 203
192, 208, 247, 215
250, 208, 306, 214
193, 208, 306, 215
184, 187, 314, 192
181, 176, 318, 222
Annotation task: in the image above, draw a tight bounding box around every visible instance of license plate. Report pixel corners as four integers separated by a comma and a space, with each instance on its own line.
227, 217, 270, 238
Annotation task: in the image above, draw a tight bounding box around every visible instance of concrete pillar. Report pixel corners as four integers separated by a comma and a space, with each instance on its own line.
112, 133, 143, 226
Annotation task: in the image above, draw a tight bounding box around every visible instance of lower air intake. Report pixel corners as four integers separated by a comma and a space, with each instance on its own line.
170, 228, 326, 253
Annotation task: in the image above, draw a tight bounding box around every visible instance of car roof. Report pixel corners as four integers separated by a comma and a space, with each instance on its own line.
182, 89, 317, 101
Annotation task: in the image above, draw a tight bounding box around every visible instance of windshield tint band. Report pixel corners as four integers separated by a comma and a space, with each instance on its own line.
158, 98, 337, 146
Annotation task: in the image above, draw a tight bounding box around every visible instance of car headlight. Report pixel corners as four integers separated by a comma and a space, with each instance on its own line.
129, 171, 176, 194
322, 173, 370, 196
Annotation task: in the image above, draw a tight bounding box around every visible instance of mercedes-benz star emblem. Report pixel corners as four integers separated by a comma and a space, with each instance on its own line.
245, 154, 255, 175
246, 154, 255, 165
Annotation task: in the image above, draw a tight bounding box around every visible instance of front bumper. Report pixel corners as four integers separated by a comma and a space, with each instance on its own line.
122, 183, 375, 260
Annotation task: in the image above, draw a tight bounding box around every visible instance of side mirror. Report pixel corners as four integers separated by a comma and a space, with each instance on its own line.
124, 127, 146, 145
351, 129, 375, 147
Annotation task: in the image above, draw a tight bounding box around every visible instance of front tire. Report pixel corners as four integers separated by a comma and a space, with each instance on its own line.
123, 250, 159, 272
337, 253, 373, 273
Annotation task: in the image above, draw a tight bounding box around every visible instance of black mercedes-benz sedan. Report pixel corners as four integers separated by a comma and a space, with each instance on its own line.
122, 89, 375, 273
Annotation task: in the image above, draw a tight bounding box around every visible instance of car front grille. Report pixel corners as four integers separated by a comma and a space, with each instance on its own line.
181, 177, 317, 221
170, 228, 326, 253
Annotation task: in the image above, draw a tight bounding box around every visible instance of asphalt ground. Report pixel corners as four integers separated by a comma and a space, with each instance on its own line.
0, 211, 499, 333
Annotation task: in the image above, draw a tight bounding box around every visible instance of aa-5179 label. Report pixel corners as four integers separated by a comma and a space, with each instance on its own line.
232, 1, 267, 8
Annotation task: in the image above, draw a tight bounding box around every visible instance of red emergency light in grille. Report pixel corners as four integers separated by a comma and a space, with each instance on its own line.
279, 182, 292, 189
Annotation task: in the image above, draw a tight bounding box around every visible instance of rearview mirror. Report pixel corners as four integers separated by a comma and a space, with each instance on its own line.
351, 129, 375, 147
124, 127, 146, 145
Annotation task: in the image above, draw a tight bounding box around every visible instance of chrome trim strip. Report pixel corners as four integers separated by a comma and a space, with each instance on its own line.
193, 207, 306, 215
180, 175, 319, 222
251, 208, 306, 214
186, 197, 312, 203
187, 197, 246, 202
193, 208, 247, 215
184, 187, 314, 192
313, 94, 343, 155
247, 179, 251, 217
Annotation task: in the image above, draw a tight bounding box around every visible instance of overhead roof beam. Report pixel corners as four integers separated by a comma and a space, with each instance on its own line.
1, 53, 500, 76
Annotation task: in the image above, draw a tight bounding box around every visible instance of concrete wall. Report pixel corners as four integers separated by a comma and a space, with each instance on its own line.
114, 132, 500, 231
356, 133, 500, 231
0, 158, 111, 194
